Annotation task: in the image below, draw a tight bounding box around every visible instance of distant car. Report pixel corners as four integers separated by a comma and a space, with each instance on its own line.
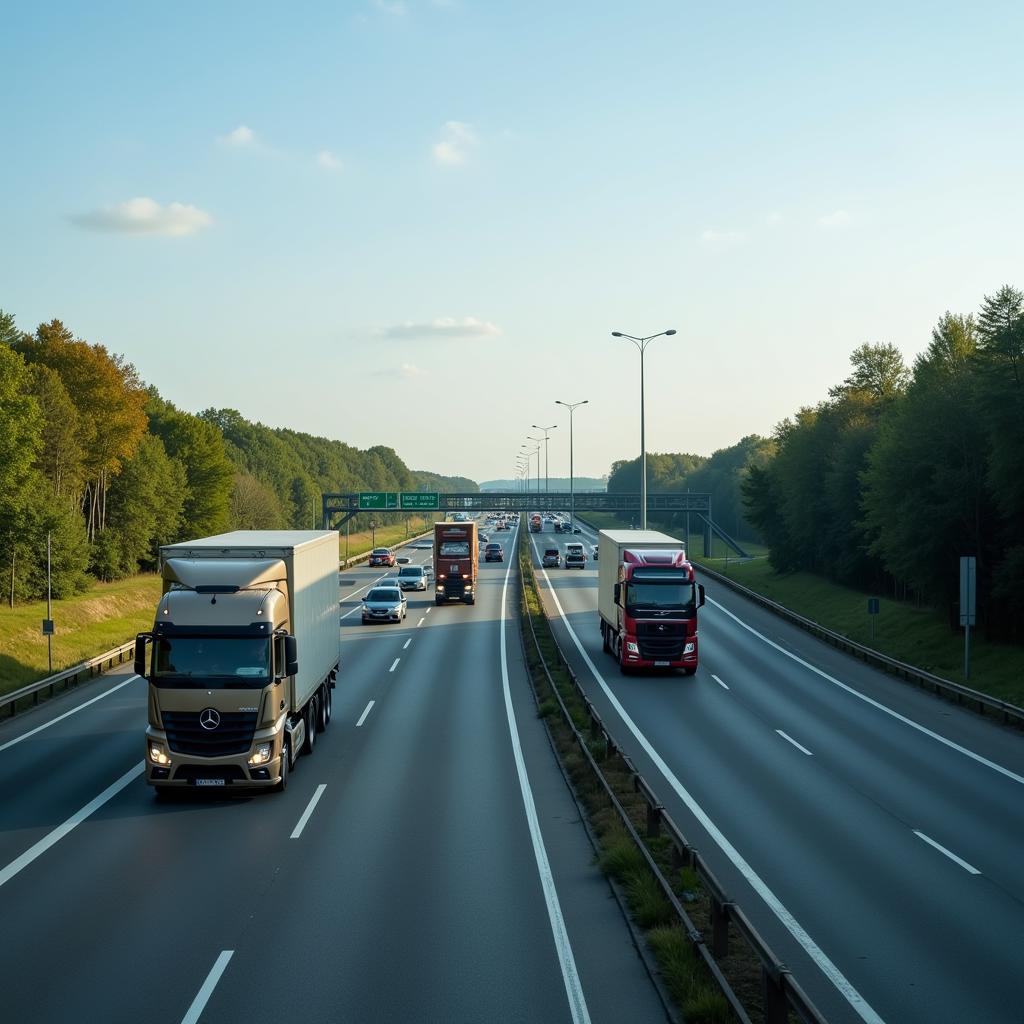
542, 548, 560, 568
564, 542, 586, 569
479, 532, 489, 544
553, 521, 564, 533
484, 543, 504, 562
591, 545, 599, 561
397, 565, 428, 591
361, 585, 407, 623
572, 526, 582, 534
496, 521, 509, 531
369, 547, 396, 567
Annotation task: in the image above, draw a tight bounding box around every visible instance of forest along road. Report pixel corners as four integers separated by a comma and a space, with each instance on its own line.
0, 524, 667, 1024
532, 519, 1024, 1024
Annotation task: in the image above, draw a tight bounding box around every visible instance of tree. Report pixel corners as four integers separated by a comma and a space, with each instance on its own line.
828, 342, 910, 402
229, 473, 287, 530
27, 363, 84, 498
0, 309, 20, 347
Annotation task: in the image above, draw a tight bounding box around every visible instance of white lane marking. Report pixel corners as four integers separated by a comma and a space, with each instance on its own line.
706, 595, 1024, 788
403, 638, 411, 650
529, 537, 883, 1024
417, 617, 426, 627
339, 568, 404, 619
501, 532, 590, 1024
0, 761, 144, 890
181, 950, 234, 1024
777, 730, 813, 756
356, 700, 375, 727
290, 784, 327, 839
711, 674, 729, 690
389, 658, 400, 673
425, 607, 431, 615
913, 830, 981, 875
0, 674, 139, 755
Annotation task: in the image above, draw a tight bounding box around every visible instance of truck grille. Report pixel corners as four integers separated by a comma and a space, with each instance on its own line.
444, 578, 465, 596
162, 710, 258, 757
635, 621, 687, 660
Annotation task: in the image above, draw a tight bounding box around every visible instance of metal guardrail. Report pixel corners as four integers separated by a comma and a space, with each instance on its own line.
696, 563, 1024, 730
517, 541, 828, 1024
1, 640, 137, 719
340, 527, 435, 569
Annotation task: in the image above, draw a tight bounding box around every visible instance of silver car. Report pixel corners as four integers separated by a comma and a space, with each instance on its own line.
397, 565, 428, 591
361, 585, 407, 623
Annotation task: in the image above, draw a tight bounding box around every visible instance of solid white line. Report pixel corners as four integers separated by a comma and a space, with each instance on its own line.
181, 950, 234, 1024
912, 830, 981, 875
356, 700, 375, 727
711, 674, 729, 690
403, 638, 411, 650
417, 617, 426, 627
389, 658, 400, 673
0, 761, 144, 890
529, 537, 883, 1024
501, 533, 590, 1023
706, 596, 1024, 788
776, 730, 813, 756
290, 783, 327, 839
0, 674, 139, 755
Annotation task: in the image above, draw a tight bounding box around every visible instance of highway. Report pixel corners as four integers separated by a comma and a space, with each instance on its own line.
0, 524, 667, 1024
529, 516, 1024, 1024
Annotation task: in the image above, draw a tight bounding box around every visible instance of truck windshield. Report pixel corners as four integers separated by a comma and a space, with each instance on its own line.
625, 582, 696, 614
439, 541, 470, 556
153, 637, 271, 687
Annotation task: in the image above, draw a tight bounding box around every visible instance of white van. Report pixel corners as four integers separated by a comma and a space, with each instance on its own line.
564, 542, 587, 569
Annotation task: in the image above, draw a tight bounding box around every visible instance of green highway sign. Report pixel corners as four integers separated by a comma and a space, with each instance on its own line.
359, 492, 398, 510
401, 492, 439, 510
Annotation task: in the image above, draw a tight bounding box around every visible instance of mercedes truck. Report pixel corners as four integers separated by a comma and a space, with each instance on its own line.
135, 531, 339, 794
597, 530, 705, 675
434, 521, 478, 605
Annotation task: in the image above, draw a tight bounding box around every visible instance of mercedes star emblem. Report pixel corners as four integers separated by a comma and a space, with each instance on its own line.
199, 707, 221, 730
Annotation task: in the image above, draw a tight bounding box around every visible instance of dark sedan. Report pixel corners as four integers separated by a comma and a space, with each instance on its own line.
484, 543, 504, 562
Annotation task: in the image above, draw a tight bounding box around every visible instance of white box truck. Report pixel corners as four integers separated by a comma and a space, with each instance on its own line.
597, 530, 704, 675
135, 531, 340, 793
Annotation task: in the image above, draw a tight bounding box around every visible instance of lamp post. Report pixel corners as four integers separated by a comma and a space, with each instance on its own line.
555, 399, 588, 532
531, 424, 558, 494
521, 443, 541, 494
611, 328, 676, 529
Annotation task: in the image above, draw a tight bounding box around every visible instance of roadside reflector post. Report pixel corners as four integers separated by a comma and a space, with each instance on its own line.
710, 895, 729, 957
646, 803, 662, 839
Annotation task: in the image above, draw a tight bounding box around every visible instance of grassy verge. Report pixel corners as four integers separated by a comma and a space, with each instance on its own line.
338, 514, 439, 562
578, 512, 1024, 707
517, 534, 749, 1023
0, 575, 162, 694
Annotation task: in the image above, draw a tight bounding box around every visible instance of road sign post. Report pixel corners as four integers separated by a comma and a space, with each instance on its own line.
959, 556, 976, 680
867, 597, 880, 645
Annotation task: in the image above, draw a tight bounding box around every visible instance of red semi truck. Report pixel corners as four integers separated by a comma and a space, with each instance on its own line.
597, 530, 705, 675
434, 521, 479, 605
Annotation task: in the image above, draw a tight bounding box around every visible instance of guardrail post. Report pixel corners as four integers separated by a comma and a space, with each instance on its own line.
762, 967, 788, 1024
646, 803, 662, 839
710, 895, 729, 957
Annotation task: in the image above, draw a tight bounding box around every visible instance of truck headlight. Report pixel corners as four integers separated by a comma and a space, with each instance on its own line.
626, 641, 639, 654
684, 642, 695, 654
149, 742, 172, 766
248, 742, 273, 766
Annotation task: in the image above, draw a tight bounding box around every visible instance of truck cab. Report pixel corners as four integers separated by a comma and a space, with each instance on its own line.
434, 522, 478, 605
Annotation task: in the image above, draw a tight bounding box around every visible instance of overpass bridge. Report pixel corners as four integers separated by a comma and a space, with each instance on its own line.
321, 491, 750, 557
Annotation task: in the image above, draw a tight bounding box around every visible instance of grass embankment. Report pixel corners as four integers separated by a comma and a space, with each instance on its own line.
579, 512, 1024, 707
0, 519, 441, 696
338, 514, 439, 562
517, 536, 746, 1023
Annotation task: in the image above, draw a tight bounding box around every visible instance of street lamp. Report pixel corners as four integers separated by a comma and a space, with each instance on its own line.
531, 423, 558, 494
611, 328, 676, 529
526, 435, 544, 495
555, 399, 588, 532
521, 443, 541, 495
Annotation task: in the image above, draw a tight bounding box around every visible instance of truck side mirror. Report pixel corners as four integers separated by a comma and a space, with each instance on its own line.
134, 633, 152, 678
697, 584, 705, 608
613, 583, 621, 606
285, 635, 299, 677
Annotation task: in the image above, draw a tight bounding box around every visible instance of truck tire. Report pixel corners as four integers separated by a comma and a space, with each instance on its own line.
317, 685, 330, 731
304, 699, 317, 755
601, 624, 609, 653
435, 596, 444, 606
682, 667, 696, 676
274, 741, 290, 792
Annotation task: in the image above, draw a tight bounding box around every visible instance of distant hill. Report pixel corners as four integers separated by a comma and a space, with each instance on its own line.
480, 477, 607, 492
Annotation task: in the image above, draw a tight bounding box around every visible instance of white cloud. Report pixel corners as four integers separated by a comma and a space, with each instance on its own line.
317, 150, 344, 172
818, 209, 851, 228
378, 316, 501, 339
71, 197, 212, 237
431, 120, 476, 165
219, 124, 256, 147
766, 211, 783, 227
700, 228, 746, 244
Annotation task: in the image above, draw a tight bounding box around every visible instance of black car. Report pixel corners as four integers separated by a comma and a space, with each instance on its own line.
484, 543, 504, 562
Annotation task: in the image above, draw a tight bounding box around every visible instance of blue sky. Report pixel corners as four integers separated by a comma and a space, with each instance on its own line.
3, 0, 1022, 483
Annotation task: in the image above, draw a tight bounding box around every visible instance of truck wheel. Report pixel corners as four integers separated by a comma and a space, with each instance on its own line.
317, 685, 330, 731
304, 699, 317, 755
682, 667, 696, 676
601, 624, 609, 653
274, 741, 290, 792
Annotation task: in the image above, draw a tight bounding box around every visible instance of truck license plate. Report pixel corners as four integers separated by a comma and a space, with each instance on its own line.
655, 661, 670, 667
195, 778, 225, 787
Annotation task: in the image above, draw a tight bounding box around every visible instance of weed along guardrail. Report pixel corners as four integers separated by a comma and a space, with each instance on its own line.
695, 563, 1024, 731
516, 533, 828, 1024
1, 640, 137, 719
